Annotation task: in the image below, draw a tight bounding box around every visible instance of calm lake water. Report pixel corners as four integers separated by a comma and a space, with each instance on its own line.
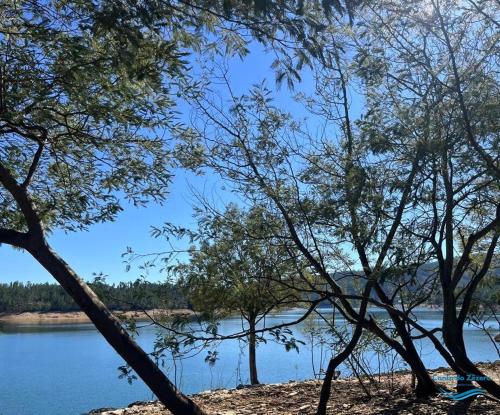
0, 309, 498, 415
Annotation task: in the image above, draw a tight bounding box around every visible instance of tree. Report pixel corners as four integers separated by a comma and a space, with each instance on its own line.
0, 2, 363, 412
173, 1, 499, 408
176, 72, 440, 404
179, 204, 303, 385
0, 1, 216, 412
356, 0, 500, 396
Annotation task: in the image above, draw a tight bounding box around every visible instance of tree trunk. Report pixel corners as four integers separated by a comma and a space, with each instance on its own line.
408, 353, 439, 397
393, 325, 437, 397
316, 323, 363, 415
444, 327, 500, 398
452, 354, 500, 398
248, 316, 259, 385
451, 334, 473, 393
27, 238, 207, 415
442, 293, 500, 398
316, 283, 374, 415
374, 286, 438, 397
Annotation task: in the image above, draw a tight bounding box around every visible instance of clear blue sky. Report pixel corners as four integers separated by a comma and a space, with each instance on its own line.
0, 169, 215, 284
0, 42, 359, 284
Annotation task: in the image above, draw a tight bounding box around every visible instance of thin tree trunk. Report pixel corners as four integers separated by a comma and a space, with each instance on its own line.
374, 286, 438, 397
316, 321, 364, 415
248, 316, 259, 385
453, 355, 500, 398
452, 334, 473, 393
27, 238, 207, 415
0, 161, 206, 414
405, 349, 438, 397
393, 323, 437, 397
444, 327, 500, 398
316, 283, 374, 415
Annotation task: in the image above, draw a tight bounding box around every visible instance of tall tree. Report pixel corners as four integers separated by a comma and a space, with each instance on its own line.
0, 1, 213, 413
176, 67, 439, 403
173, 3, 499, 406
356, 0, 500, 396
0, 1, 362, 412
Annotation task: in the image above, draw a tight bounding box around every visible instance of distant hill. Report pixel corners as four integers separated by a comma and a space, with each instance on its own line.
316, 261, 499, 308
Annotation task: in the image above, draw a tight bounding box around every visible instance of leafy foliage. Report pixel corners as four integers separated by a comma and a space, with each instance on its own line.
178, 204, 302, 321
0, 0, 364, 234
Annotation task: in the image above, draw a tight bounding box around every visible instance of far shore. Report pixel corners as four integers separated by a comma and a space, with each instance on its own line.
0, 305, 469, 325
0, 309, 194, 325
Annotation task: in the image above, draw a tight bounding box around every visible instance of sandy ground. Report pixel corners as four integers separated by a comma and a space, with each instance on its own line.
90, 362, 500, 415
0, 309, 194, 324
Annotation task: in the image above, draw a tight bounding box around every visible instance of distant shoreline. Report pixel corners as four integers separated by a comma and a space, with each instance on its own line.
0, 305, 453, 325
0, 309, 194, 325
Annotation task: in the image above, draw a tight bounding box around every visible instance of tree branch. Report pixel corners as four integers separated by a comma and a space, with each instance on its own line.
0, 227, 30, 248
0, 161, 44, 237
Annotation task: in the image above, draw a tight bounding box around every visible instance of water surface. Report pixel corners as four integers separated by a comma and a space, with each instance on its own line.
0, 309, 498, 415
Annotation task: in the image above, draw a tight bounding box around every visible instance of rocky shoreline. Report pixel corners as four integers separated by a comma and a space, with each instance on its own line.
0, 309, 193, 324
90, 361, 500, 415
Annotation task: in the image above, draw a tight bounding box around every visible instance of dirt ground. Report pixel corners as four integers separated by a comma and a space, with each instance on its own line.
91, 362, 500, 415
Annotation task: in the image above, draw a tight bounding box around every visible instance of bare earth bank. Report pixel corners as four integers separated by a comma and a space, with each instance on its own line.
90, 362, 500, 415
0, 309, 194, 324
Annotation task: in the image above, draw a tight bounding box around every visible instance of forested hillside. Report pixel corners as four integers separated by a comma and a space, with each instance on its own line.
0, 281, 187, 313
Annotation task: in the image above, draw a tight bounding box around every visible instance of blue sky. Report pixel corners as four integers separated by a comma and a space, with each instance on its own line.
0, 41, 360, 284
0, 43, 310, 284
0, 169, 210, 284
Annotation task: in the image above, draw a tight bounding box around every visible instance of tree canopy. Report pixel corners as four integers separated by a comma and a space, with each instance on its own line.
181, 204, 301, 318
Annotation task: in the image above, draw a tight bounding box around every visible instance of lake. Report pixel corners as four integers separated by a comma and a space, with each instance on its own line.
0, 309, 498, 415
